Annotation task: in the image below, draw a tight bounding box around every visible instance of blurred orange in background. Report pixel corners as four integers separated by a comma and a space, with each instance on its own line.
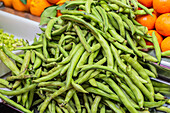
30, 0, 51, 16
155, 13, 170, 36
153, 0, 170, 14
1, 0, 13, 7
12, 0, 29, 12
136, 13, 157, 30
161, 37, 170, 52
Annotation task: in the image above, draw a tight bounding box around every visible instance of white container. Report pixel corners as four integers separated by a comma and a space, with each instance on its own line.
0, 10, 42, 77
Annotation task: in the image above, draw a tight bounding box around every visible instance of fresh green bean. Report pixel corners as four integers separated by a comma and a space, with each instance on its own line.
104, 99, 123, 113
0, 49, 20, 76
15, 44, 43, 50
91, 96, 102, 113
108, 12, 125, 38
0, 93, 32, 113
45, 18, 58, 40
103, 78, 138, 113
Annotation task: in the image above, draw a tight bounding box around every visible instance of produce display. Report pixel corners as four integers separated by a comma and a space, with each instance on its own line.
0, 0, 170, 113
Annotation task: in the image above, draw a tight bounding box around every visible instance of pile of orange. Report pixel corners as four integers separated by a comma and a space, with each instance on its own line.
136, 0, 170, 52
1, 0, 66, 16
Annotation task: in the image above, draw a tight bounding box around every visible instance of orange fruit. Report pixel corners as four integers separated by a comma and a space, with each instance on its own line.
146, 30, 163, 46
47, 0, 60, 4
155, 13, 170, 36
138, 0, 153, 8
30, 0, 51, 16
153, 0, 170, 14
2, 0, 12, 7
136, 13, 157, 30
12, 0, 28, 12
161, 37, 170, 52
26, 0, 32, 10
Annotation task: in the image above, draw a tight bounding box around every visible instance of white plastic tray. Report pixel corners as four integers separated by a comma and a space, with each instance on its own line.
0, 10, 42, 77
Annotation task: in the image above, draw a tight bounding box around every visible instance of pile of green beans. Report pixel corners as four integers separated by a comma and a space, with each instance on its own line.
0, 0, 170, 113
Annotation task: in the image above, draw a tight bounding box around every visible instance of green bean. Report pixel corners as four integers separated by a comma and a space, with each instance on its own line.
20, 50, 31, 75
137, 2, 153, 16
52, 25, 67, 36
126, 31, 142, 57
76, 57, 106, 84
72, 80, 88, 93
134, 8, 154, 15
100, 0, 110, 11
27, 88, 35, 109
110, 44, 127, 73
6, 74, 35, 81
121, 55, 154, 96
112, 40, 134, 55
65, 1, 93, 8
107, 0, 131, 9
0, 93, 32, 113
119, 13, 136, 35
57, 44, 69, 57
80, 65, 124, 78
126, 66, 144, 108
108, 4, 119, 11
0, 78, 12, 88
65, 89, 76, 104
91, 7, 103, 22
73, 51, 90, 77
33, 67, 63, 83
74, 24, 91, 52
45, 18, 58, 40
144, 101, 166, 108
59, 35, 76, 46
154, 87, 170, 92
73, 93, 81, 113
104, 99, 123, 113
140, 51, 158, 63
108, 28, 125, 43
15, 44, 43, 50
2, 46, 23, 64
33, 49, 42, 69
119, 66, 153, 102
85, 87, 120, 102
42, 62, 57, 68
156, 106, 170, 112
43, 35, 50, 58
144, 69, 156, 78
56, 106, 63, 113
100, 104, 106, 113
119, 83, 137, 102
96, 81, 114, 94
161, 50, 170, 56
88, 50, 99, 65
54, 96, 75, 113
108, 12, 125, 38
151, 80, 170, 88
89, 78, 97, 87
85, 0, 93, 13
91, 96, 102, 113
33, 50, 46, 62
96, 6, 109, 31
0, 84, 37, 96
103, 78, 138, 113
152, 31, 161, 64
0, 49, 20, 76
154, 93, 167, 100
83, 94, 91, 113
42, 65, 62, 76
